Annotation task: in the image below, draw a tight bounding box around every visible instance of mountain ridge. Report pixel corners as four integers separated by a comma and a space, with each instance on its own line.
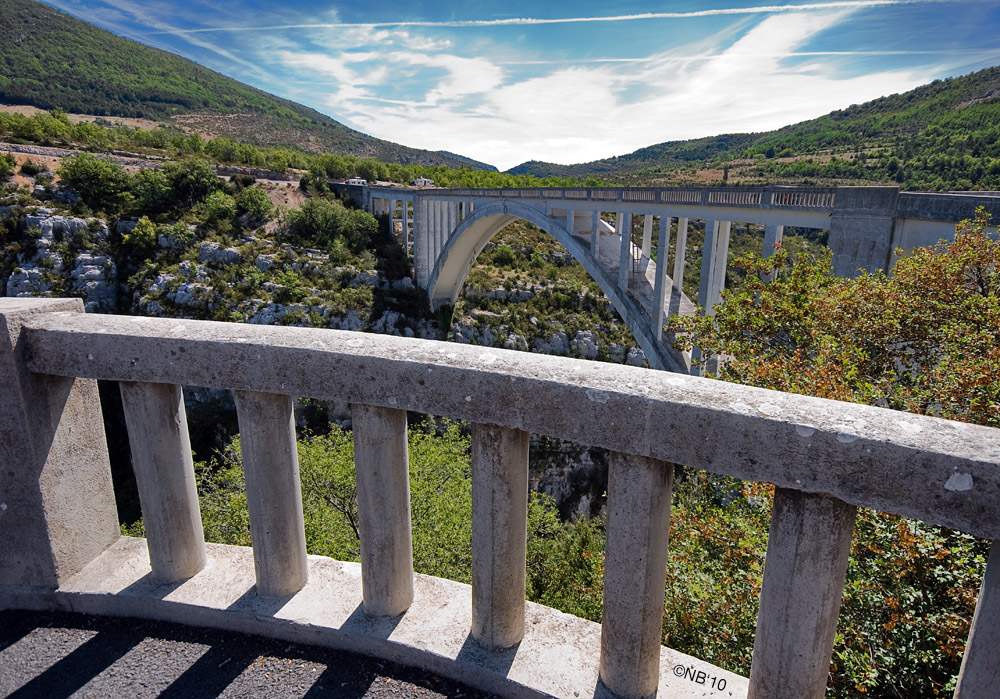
0, 0, 497, 170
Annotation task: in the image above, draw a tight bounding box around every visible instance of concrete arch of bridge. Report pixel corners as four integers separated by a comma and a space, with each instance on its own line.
426, 200, 678, 371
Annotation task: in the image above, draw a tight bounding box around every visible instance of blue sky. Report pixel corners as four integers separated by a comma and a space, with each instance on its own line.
41, 1, 1000, 170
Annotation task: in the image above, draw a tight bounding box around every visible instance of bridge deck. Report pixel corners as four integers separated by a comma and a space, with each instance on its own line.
586, 228, 696, 364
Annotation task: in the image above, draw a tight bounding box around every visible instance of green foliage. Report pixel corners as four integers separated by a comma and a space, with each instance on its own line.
194, 420, 567, 585
665, 211, 999, 695
18, 158, 43, 176
57, 151, 132, 213
203, 191, 236, 225
236, 186, 273, 223
285, 196, 378, 256
0, 153, 14, 180
122, 215, 156, 251
161, 158, 222, 208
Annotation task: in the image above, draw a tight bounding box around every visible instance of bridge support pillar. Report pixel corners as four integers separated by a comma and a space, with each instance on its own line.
617, 212, 632, 292
599, 452, 673, 698
828, 186, 899, 277
955, 540, 1000, 698
591, 211, 600, 256
353, 403, 414, 617
402, 202, 411, 256
653, 216, 671, 341
642, 214, 653, 258
673, 217, 688, 296
471, 423, 529, 649
234, 390, 309, 597
698, 219, 731, 314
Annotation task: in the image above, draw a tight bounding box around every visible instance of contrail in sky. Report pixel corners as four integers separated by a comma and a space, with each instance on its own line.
154, 0, 947, 34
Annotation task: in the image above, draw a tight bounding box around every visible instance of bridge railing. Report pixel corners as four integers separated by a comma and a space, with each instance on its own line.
415, 185, 842, 211
2, 297, 998, 699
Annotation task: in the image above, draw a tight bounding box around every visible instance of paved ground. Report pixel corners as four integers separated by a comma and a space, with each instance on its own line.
0, 610, 498, 699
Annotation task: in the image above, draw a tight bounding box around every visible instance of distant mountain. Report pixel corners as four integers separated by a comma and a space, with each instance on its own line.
508, 66, 1000, 191
0, 0, 497, 170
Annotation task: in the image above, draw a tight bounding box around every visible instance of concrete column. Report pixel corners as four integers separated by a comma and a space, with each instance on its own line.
653, 216, 671, 341
762, 223, 784, 282
828, 186, 900, 277
763, 223, 784, 258
599, 451, 674, 698
672, 217, 688, 295
431, 201, 442, 273
0, 298, 119, 589
119, 381, 206, 582
234, 390, 308, 597
748, 488, 857, 699
698, 219, 718, 311
698, 220, 731, 314
566, 208, 575, 236
954, 540, 1000, 698
618, 212, 632, 292
471, 423, 530, 649
414, 199, 428, 288
591, 210, 600, 256
353, 403, 413, 617
642, 214, 653, 259
402, 201, 411, 256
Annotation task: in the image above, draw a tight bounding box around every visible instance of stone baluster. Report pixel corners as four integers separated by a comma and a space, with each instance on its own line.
954, 540, 1000, 698
747, 488, 856, 699
120, 381, 206, 581
471, 423, 530, 649
353, 403, 414, 616
234, 390, 308, 597
599, 452, 674, 698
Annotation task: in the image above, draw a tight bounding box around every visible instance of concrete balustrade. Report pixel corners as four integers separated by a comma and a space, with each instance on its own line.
233, 390, 309, 597
6, 299, 1000, 699
471, 423, 530, 649
748, 488, 857, 699
352, 403, 414, 617
599, 451, 674, 698
119, 381, 206, 581
954, 541, 1000, 698
0, 298, 119, 588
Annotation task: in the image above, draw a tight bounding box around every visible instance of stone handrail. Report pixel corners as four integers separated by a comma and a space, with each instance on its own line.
2, 298, 998, 698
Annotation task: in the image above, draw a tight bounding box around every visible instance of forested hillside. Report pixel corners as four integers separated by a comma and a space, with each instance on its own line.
510, 66, 1000, 191
0, 0, 495, 169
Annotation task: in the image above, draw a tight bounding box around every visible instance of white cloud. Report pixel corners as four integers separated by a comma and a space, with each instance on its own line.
330, 9, 935, 170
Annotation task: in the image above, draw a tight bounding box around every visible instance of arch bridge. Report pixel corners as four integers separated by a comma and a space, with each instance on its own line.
351, 184, 1000, 373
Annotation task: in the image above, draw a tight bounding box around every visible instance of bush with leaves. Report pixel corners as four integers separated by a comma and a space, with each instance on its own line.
57, 152, 132, 214
236, 186, 274, 224
193, 420, 565, 585
0, 153, 14, 181
664, 209, 998, 696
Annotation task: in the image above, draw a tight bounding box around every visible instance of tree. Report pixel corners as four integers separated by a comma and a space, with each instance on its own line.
57, 152, 132, 214
236, 186, 274, 224
161, 158, 222, 208
194, 421, 564, 585
664, 209, 999, 696
0, 152, 14, 181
